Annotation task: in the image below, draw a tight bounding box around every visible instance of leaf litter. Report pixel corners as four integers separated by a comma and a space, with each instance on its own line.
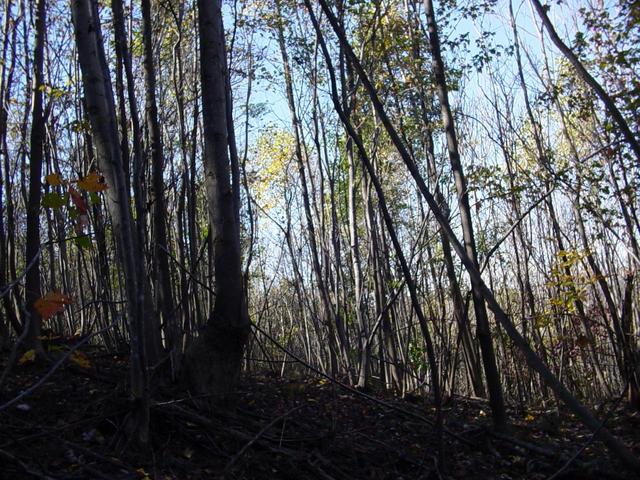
0, 349, 638, 479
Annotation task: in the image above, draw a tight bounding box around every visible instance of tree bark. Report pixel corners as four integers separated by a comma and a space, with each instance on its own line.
182, 0, 249, 402
71, 0, 149, 444
422, 0, 507, 430
24, 0, 46, 354
141, 0, 178, 372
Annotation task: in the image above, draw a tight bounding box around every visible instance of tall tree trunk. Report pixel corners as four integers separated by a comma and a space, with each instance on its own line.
306, 4, 444, 462
335, 9, 369, 388
404, 1, 484, 398
422, 0, 507, 430
141, 0, 177, 373
425, 126, 484, 398
182, 0, 250, 402
24, 0, 46, 354
0, 0, 22, 340
71, 0, 149, 444
273, 0, 344, 377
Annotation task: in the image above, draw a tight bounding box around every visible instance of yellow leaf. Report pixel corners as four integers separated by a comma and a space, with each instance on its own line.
77, 172, 108, 192
70, 351, 91, 369
181, 447, 194, 459
19, 349, 36, 365
45, 173, 64, 186
135, 468, 150, 479
525, 413, 535, 422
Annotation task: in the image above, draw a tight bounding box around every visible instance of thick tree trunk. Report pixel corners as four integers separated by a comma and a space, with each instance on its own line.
71, 0, 149, 444
182, 0, 249, 402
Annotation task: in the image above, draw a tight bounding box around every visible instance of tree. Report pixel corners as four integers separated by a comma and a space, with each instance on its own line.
531, 0, 640, 163
422, 0, 507, 430
182, 0, 250, 402
71, 0, 149, 444
141, 0, 178, 373
24, 0, 46, 355
313, 0, 640, 469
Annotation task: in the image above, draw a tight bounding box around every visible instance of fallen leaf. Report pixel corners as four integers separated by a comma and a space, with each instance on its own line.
18, 349, 36, 365
135, 468, 150, 480
70, 351, 91, 369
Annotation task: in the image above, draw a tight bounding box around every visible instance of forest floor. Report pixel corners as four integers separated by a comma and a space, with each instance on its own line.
1, 346, 639, 480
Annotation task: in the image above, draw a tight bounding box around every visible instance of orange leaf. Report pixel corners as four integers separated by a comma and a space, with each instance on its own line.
45, 173, 64, 186
78, 172, 108, 192
68, 186, 88, 214
34, 292, 74, 320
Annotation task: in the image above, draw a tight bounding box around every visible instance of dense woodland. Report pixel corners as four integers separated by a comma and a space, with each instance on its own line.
0, 0, 639, 477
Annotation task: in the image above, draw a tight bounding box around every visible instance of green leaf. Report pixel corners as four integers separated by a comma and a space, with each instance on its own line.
74, 235, 92, 249
42, 192, 67, 209
89, 191, 101, 205
68, 207, 79, 220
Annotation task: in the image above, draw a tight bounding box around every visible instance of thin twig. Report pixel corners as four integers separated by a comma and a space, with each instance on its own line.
0, 247, 42, 300
0, 234, 94, 299
480, 187, 554, 273
224, 404, 305, 472
158, 243, 216, 296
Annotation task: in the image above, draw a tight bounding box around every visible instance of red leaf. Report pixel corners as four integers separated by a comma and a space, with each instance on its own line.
69, 186, 88, 214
